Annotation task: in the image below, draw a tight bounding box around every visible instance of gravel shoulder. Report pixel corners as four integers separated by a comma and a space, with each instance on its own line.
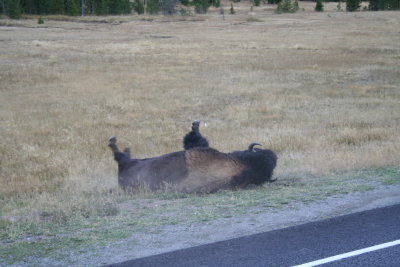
4, 183, 400, 267
87, 184, 400, 266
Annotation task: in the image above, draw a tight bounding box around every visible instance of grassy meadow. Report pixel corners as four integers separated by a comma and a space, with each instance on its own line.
1, 2, 400, 264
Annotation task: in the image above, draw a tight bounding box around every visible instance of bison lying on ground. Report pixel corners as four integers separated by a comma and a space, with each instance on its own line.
108, 122, 277, 193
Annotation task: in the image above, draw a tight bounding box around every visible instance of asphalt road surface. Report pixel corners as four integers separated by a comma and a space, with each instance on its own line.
105, 204, 400, 267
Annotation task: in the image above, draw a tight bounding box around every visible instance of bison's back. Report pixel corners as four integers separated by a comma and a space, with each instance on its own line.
179, 147, 245, 193
119, 151, 188, 191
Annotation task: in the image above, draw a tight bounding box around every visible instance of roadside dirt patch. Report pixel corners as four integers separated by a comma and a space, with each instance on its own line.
65, 184, 400, 266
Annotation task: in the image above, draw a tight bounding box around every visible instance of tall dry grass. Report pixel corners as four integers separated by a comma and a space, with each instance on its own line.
1, 8, 400, 223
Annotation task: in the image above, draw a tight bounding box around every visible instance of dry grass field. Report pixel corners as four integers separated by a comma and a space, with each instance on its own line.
1, 2, 400, 264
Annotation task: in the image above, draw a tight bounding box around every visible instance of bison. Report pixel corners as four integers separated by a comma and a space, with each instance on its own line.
108, 122, 277, 193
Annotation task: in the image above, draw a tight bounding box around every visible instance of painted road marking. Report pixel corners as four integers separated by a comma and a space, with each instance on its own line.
293, 239, 400, 267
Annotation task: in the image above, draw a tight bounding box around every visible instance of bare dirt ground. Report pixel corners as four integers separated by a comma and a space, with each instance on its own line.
60, 184, 400, 267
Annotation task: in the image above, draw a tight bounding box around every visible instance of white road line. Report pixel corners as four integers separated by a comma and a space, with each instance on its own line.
293, 239, 400, 267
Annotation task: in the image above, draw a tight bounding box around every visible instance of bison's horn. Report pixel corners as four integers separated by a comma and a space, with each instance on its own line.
248, 142, 262, 152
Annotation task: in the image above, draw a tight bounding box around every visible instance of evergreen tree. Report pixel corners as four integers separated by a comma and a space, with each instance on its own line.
20, 0, 36, 14
65, 0, 79, 15
109, 0, 131, 14
37, 0, 51, 14
315, 0, 324, 11
193, 0, 210, 13
181, 0, 190, 5
85, 0, 95, 14
275, 0, 298, 13
133, 0, 144, 14
369, 0, 386, 9
346, 0, 360, 11
7, 0, 23, 19
50, 0, 65, 14
369, 0, 379, 10
147, 0, 159, 14
162, 0, 178, 14
95, 0, 109, 14
387, 0, 399, 9
123, 0, 133, 13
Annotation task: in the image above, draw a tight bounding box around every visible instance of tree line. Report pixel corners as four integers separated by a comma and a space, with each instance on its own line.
0, 0, 132, 18
1, 0, 399, 19
0, 0, 217, 18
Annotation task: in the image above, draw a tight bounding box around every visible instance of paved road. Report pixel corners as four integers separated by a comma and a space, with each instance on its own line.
105, 204, 400, 267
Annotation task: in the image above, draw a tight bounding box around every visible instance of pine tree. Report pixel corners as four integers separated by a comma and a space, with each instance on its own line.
123, 0, 133, 13
95, 0, 109, 15
181, 0, 190, 5
50, 0, 65, 14
7, 0, 23, 19
315, 0, 324, 11
109, 0, 131, 14
162, 0, 178, 14
193, 0, 210, 13
21, 0, 36, 14
276, 0, 298, 13
37, 0, 51, 14
85, 0, 95, 14
147, 0, 159, 14
387, 0, 400, 9
369, 0, 380, 10
133, 0, 144, 14
65, 0, 79, 15
346, 0, 360, 11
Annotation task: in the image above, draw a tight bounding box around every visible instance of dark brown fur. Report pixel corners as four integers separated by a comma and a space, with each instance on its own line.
108, 131, 277, 193
183, 120, 209, 150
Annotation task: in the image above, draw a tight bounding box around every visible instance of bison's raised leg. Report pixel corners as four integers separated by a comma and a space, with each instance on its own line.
183, 120, 209, 150
108, 136, 119, 152
108, 136, 131, 163
192, 120, 200, 132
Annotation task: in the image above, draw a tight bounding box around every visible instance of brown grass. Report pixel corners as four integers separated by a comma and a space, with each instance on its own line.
1, 5, 400, 224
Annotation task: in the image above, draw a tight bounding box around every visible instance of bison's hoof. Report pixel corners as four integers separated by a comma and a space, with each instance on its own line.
109, 136, 117, 145
192, 120, 200, 130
